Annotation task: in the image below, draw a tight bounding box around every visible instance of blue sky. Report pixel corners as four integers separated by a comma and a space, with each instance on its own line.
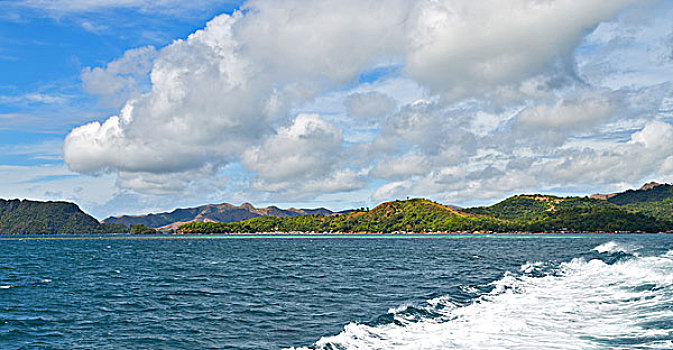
1, 0, 672, 219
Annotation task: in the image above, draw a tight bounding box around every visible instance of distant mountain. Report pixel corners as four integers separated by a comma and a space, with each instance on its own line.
0, 199, 128, 234
103, 202, 333, 230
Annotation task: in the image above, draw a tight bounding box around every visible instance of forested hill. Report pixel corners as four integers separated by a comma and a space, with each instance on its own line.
179, 190, 673, 234
464, 195, 672, 232
4, 182, 673, 234
0, 199, 128, 234
590, 182, 673, 221
177, 198, 510, 234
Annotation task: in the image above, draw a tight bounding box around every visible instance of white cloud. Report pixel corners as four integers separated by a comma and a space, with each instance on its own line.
61, 0, 673, 211
369, 152, 428, 179
0, 92, 68, 105
242, 113, 365, 196
81, 46, 156, 107
515, 97, 615, 130
11, 0, 237, 15
405, 0, 643, 97
65, 2, 411, 176
372, 180, 413, 201
242, 114, 342, 181
576, 1, 673, 89
345, 92, 397, 121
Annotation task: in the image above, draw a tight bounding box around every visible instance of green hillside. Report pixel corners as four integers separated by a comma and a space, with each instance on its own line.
0, 199, 128, 234
180, 194, 673, 234
178, 198, 511, 233
603, 184, 673, 221
464, 195, 671, 232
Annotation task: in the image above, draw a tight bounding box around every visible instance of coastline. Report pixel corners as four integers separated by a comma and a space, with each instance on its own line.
1, 231, 670, 241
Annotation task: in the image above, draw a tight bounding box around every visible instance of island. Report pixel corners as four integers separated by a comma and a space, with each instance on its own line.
1, 182, 672, 235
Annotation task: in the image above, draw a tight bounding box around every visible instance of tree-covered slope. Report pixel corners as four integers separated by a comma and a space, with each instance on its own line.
178, 194, 673, 234
606, 183, 673, 205
464, 195, 671, 232
464, 195, 611, 219
592, 183, 673, 221
0, 199, 128, 234
178, 198, 511, 233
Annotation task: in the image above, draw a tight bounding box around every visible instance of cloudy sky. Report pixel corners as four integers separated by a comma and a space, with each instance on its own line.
1, 0, 672, 219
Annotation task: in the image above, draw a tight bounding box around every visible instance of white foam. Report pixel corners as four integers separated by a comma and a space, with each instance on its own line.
592, 241, 642, 254
387, 303, 413, 314
520, 261, 546, 274
289, 251, 673, 350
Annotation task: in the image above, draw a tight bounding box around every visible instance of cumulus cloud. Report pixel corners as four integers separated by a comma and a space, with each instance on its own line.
369, 152, 429, 179
241, 114, 342, 183
81, 46, 156, 107
405, 0, 643, 97
63, 0, 671, 208
372, 180, 413, 201
539, 121, 673, 184
506, 95, 618, 149
515, 97, 614, 130
65, 1, 410, 176
345, 92, 397, 121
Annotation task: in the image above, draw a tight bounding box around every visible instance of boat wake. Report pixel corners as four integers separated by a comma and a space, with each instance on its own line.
289, 242, 673, 349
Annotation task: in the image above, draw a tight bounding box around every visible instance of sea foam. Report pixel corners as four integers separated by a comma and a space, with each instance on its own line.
289, 246, 673, 350
592, 240, 642, 254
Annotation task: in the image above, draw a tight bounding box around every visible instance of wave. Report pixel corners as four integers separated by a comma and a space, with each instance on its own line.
592, 241, 642, 254
289, 246, 673, 350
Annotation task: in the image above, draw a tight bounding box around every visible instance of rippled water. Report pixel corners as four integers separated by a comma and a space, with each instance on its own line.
1, 234, 672, 349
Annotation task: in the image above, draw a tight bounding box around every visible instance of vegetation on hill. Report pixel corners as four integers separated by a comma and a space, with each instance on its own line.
589, 183, 673, 221
605, 184, 673, 221
465, 195, 671, 232
179, 199, 511, 233
129, 224, 158, 234
606, 183, 673, 205
0, 199, 128, 234
4, 182, 673, 235
179, 194, 673, 234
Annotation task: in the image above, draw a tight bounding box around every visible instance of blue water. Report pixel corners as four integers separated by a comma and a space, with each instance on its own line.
1, 234, 672, 349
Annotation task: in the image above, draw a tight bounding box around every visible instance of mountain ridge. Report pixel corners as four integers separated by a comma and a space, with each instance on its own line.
3, 181, 673, 234
0, 199, 128, 234
102, 202, 334, 229
178, 183, 673, 234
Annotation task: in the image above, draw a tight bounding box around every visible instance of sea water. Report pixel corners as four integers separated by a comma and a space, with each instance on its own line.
0, 234, 672, 349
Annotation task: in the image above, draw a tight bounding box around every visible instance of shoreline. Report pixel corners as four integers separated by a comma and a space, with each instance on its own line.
0, 231, 670, 240
172, 229, 671, 235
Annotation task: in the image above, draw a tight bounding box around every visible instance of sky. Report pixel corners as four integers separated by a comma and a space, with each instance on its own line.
1, 0, 672, 219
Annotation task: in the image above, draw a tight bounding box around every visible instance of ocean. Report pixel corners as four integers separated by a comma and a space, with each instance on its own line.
1, 234, 672, 349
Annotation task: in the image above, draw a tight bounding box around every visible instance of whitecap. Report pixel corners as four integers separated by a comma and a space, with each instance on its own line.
592, 241, 642, 254
290, 249, 673, 350
387, 303, 413, 314
520, 261, 545, 274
